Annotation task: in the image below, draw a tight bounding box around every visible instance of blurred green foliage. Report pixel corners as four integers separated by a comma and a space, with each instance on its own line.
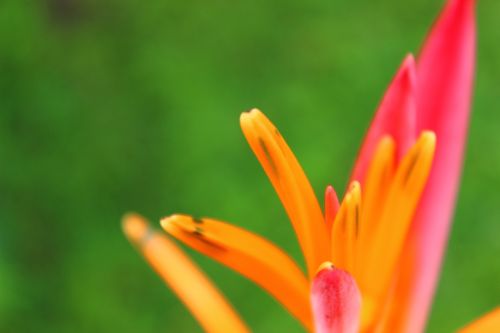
1, 0, 499, 331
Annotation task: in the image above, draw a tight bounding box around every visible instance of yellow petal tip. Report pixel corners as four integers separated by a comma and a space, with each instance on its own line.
316, 261, 335, 274
420, 130, 436, 144
122, 213, 149, 243
240, 108, 262, 122
161, 214, 207, 238
349, 180, 361, 193
160, 214, 182, 230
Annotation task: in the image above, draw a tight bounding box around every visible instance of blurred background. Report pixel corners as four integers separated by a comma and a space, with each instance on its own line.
1, 0, 499, 331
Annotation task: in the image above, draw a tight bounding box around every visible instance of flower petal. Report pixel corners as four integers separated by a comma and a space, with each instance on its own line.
324, 185, 340, 232
161, 214, 313, 330
397, 0, 476, 330
357, 132, 435, 326
356, 136, 396, 269
311, 262, 361, 333
240, 109, 329, 279
351, 54, 417, 185
458, 307, 500, 333
122, 213, 249, 333
331, 181, 361, 274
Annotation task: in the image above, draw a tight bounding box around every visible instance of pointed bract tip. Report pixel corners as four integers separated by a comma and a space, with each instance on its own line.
402, 53, 416, 68
325, 185, 340, 199
325, 186, 338, 202
397, 53, 417, 88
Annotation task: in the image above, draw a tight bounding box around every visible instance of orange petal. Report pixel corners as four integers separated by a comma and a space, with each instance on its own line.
356, 136, 396, 273
122, 213, 249, 333
358, 131, 436, 324
458, 307, 500, 333
161, 214, 313, 330
363, 246, 415, 333
311, 262, 361, 333
331, 181, 361, 274
324, 185, 340, 232
240, 109, 329, 279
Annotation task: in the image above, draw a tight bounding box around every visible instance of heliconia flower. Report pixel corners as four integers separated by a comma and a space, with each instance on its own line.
123, 0, 499, 332
158, 109, 435, 332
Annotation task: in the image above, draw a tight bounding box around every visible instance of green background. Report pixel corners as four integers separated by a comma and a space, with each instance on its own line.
1, 0, 498, 331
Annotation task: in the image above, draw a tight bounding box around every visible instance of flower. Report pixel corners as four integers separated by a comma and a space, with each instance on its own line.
123, 0, 499, 332
158, 108, 435, 332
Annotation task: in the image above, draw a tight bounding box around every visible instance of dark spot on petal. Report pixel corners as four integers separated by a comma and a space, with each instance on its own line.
178, 227, 227, 252
193, 226, 204, 236
403, 150, 420, 186
192, 217, 204, 224
259, 137, 278, 177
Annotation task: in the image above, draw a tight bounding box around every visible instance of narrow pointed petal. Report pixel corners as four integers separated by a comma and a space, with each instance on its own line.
458, 308, 500, 333
311, 262, 361, 333
324, 185, 340, 231
331, 182, 361, 274
351, 55, 417, 184
358, 132, 435, 327
396, 0, 476, 331
161, 214, 313, 330
122, 214, 249, 333
356, 136, 396, 275
240, 109, 329, 279
330, 193, 349, 272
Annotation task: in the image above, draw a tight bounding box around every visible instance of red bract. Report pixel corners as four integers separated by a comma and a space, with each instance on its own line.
352, 0, 476, 331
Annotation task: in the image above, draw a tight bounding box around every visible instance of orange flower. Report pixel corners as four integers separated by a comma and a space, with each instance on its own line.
157, 109, 436, 332
123, 0, 499, 331
123, 110, 498, 332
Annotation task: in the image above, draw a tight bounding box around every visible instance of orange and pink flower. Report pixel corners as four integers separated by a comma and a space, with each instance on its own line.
123, 0, 499, 331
